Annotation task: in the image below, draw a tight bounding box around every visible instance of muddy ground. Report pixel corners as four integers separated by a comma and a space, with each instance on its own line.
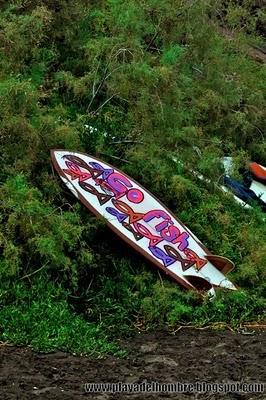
0, 329, 265, 399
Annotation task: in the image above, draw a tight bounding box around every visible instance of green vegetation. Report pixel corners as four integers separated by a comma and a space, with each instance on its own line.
0, 0, 265, 355
0, 277, 124, 356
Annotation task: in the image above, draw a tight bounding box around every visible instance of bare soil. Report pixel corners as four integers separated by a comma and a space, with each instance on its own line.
0, 329, 265, 399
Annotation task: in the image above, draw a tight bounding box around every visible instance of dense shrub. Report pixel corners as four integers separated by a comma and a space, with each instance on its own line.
0, 0, 265, 353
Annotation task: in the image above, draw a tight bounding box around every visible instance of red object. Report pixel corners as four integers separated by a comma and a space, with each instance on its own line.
249, 162, 266, 184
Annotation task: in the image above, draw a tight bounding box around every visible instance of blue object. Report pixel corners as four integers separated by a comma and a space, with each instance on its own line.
223, 176, 266, 212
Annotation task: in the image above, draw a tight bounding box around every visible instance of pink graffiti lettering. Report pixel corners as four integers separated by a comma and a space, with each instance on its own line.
160, 226, 181, 242
127, 188, 144, 204
63, 161, 92, 182
107, 172, 133, 198
159, 225, 190, 251
143, 210, 172, 230
172, 232, 189, 251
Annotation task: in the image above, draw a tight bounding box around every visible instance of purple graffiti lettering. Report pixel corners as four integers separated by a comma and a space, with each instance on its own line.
107, 172, 133, 198
63, 155, 102, 179
160, 226, 190, 251
89, 162, 104, 171
155, 219, 173, 232
106, 207, 127, 223
160, 226, 180, 242
126, 188, 144, 204
143, 210, 171, 224
149, 246, 176, 267
172, 232, 190, 251
89, 162, 114, 180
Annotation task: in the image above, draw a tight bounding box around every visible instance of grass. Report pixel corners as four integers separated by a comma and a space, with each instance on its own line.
0, 277, 125, 357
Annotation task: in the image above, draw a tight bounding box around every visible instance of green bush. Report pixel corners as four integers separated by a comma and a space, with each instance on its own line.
0, 0, 265, 354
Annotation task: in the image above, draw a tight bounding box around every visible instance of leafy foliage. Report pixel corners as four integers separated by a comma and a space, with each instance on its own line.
0, 0, 265, 353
